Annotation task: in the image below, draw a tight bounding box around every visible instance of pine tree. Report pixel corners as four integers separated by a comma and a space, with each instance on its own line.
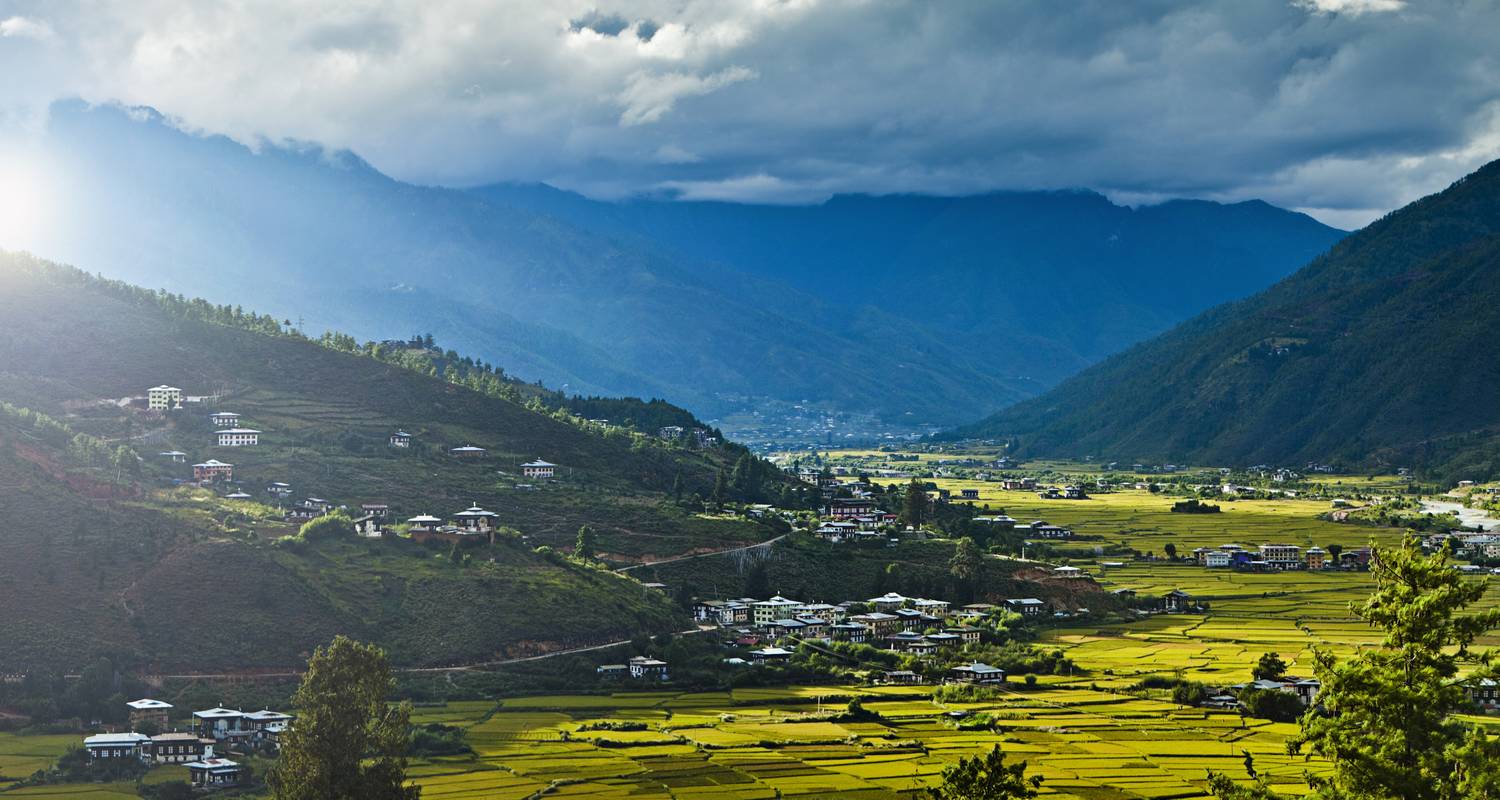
901, 478, 928, 528
1212, 537, 1500, 800
711, 469, 728, 511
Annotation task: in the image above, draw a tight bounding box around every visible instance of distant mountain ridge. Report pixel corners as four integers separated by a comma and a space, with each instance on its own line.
20, 101, 1344, 433
951, 159, 1500, 481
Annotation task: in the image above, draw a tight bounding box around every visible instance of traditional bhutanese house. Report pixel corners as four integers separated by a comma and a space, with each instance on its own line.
1005, 598, 1045, 616
882, 670, 921, 685
193, 707, 251, 741
949, 662, 1006, 685
764, 618, 807, 638
1163, 589, 1194, 613
450, 445, 487, 459
1465, 678, 1500, 712
452, 504, 499, 534
521, 459, 557, 479
914, 598, 950, 617
192, 459, 234, 482
628, 656, 669, 680
894, 608, 928, 631
215, 428, 261, 447
185, 758, 243, 788
267, 482, 292, 497
798, 603, 843, 622
749, 646, 794, 663
751, 596, 803, 625
830, 622, 870, 643
828, 498, 878, 519
945, 626, 983, 645
961, 489, 980, 499
126, 698, 173, 730
925, 632, 963, 649
147, 385, 182, 411
868, 592, 911, 612
209, 412, 240, 428
224, 491, 252, 500
388, 431, 412, 448
792, 615, 830, 639
147, 732, 213, 764
159, 450, 187, 463
1052, 565, 1085, 578
84, 732, 150, 762
851, 611, 901, 636
242, 709, 294, 737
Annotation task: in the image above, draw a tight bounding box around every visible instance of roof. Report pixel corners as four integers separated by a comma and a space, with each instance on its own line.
242, 709, 292, 721
215, 428, 262, 435
149, 385, 180, 391
454, 505, 498, 517
127, 698, 173, 710
211, 411, 240, 417
150, 732, 207, 743
451, 445, 486, 452
751, 647, 794, 657
522, 460, 557, 468
184, 758, 241, 772
407, 515, 443, 524
391, 430, 411, 437
84, 732, 150, 746
194, 459, 232, 468
953, 662, 1004, 675
193, 707, 244, 719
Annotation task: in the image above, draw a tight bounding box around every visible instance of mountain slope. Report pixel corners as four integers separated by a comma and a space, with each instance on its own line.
0, 251, 784, 671
18, 102, 1342, 431
470, 183, 1346, 369
951, 160, 1500, 480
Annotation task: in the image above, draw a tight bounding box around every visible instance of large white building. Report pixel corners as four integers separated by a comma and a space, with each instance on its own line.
521, 459, 557, 479
147, 385, 182, 411
215, 428, 261, 447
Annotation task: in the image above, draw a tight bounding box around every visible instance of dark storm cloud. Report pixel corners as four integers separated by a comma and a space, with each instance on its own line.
0, 0, 1496, 226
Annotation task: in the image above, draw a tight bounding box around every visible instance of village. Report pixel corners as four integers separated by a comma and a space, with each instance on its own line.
79, 700, 293, 789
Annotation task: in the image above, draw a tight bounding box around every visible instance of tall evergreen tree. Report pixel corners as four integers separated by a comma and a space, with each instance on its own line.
1211, 537, 1500, 800
575, 525, 597, 560
269, 637, 419, 800
901, 478, 928, 528
927, 744, 1041, 800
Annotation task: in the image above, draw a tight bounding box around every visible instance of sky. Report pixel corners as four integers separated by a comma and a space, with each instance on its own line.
1, 0, 1498, 228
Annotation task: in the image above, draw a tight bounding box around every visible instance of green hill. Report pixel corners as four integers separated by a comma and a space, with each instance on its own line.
0, 252, 785, 672
950, 159, 1500, 481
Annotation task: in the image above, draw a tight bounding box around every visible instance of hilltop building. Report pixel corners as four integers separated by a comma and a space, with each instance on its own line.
193, 459, 233, 482
215, 428, 261, 447
209, 411, 240, 428
389, 431, 412, 448
450, 445, 486, 459
521, 459, 557, 479
147, 385, 182, 411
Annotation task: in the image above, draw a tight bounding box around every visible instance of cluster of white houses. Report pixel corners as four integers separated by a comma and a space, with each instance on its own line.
691, 592, 1074, 660
82, 700, 293, 788
1190, 543, 1371, 571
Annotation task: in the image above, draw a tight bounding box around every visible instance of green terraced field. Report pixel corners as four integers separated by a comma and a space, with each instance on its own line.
399, 685, 1321, 800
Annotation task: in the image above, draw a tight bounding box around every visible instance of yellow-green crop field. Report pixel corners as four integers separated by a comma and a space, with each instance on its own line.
404, 685, 1317, 800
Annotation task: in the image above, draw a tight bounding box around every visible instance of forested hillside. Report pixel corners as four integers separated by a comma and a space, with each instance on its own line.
953, 160, 1500, 481
0, 252, 787, 671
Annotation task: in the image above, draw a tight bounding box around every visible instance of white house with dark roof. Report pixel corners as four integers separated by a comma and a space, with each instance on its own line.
215, 428, 261, 447
193, 707, 251, 741
521, 459, 557, 479
84, 732, 150, 762
185, 757, 243, 788
949, 662, 1006, 685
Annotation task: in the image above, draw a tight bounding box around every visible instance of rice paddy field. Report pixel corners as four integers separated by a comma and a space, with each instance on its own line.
403, 685, 1319, 800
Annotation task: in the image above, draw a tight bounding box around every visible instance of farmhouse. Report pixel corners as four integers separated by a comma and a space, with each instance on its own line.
193, 707, 251, 742
147, 385, 182, 411
450, 445, 487, 459
1006, 598, 1046, 616
215, 428, 261, 447
159, 450, 187, 463
949, 662, 1006, 685
961, 488, 980, 499
83, 732, 150, 762
209, 411, 240, 428
830, 622, 870, 643
521, 459, 557, 479
127, 698, 173, 730
829, 498, 879, 518
868, 592, 912, 611
749, 647, 794, 663
148, 732, 213, 764
185, 758, 244, 788
628, 656, 670, 680
192, 459, 234, 482
751, 596, 803, 624
1163, 589, 1194, 613
388, 431, 412, 448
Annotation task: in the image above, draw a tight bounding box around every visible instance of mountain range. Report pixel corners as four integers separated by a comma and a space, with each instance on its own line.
17, 101, 1344, 439
953, 159, 1500, 481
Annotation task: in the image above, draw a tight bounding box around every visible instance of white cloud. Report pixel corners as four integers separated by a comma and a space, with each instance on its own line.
1294, 0, 1405, 16
0, 15, 54, 39
0, 1, 1495, 227
617, 65, 756, 125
